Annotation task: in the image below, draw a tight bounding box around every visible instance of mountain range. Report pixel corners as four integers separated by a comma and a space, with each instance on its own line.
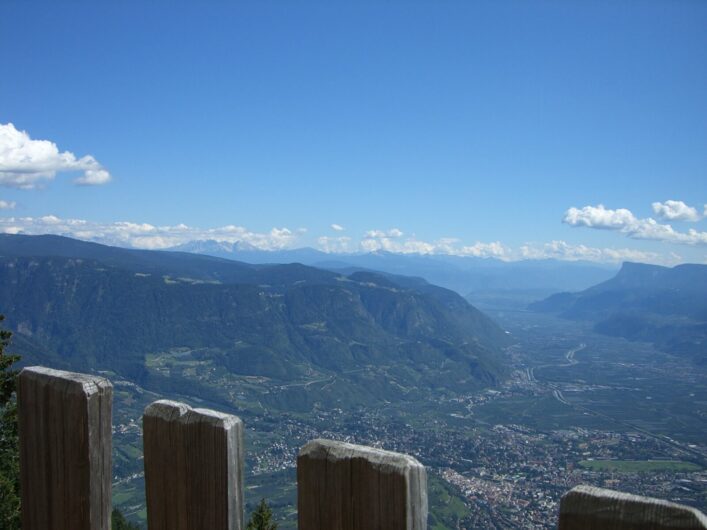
530, 262, 707, 364
0, 234, 510, 407
170, 239, 618, 295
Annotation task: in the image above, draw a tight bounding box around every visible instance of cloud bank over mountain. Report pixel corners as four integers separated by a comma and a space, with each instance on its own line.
0, 215, 300, 251
0, 214, 676, 265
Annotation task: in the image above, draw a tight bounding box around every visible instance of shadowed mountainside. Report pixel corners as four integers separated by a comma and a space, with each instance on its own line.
530, 262, 707, 364
0, 234, 510, 406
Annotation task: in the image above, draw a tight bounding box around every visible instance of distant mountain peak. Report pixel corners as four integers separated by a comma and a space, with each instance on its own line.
530, 261, 707, 364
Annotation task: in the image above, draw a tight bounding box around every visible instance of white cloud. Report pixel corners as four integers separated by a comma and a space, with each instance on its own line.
365, 228, 404, 239
0, 123, 112, 188
75, 167, 112, 186
0, 215, 697, 266
330, 223, 345, 232
458, 241, 510, 259
0, 215, 302, 250
0, 200, 16, 210
651, 200, 700, 222
317, 236, 352, 253
354, 230, 682, 264
519, 240, 671, 264
357, 229, 510, 258
563, 204, 637, 229
563, 204, 707, 246
359, 236, 436, 254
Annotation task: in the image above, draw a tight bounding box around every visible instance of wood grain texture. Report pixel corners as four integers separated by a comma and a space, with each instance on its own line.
297, 439, 428, 530
143, 399, 244, 530
559, 485, 707, 530
18, 366, 113, 530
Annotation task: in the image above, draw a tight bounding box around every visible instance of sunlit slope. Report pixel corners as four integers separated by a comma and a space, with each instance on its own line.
0, 234, 510, 402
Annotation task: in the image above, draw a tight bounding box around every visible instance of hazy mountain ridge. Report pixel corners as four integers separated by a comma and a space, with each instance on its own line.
0, 234, 510, 405
530, 262, 707, 363
170, 239, 619, 294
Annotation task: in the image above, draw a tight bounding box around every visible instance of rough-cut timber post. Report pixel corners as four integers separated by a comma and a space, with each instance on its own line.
143, 399, 245, 530
18, 366, 113, 530
297, 439, 428, 530
559, 485, 707, 530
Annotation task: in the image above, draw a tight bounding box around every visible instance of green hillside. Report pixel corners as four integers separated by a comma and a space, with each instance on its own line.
0, 234, 509, 409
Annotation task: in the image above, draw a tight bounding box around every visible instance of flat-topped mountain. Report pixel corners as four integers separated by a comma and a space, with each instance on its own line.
530, 262, 707, 363
0, 234, 509, 406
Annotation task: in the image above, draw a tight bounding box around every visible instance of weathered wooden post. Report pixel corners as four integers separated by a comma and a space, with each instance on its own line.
559, 485, 707, 530
297, 439, 428, 530
18, 366, 113, 530
143, 399, 245, 530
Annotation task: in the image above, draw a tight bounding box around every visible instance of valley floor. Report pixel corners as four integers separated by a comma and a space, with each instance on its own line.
109, 309, 707, 529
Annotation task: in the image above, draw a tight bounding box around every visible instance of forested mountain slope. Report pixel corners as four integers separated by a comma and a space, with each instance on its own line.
0, 235, 510, 406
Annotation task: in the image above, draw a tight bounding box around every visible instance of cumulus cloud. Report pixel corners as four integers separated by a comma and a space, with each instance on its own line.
0, 123, 112, 188
354, 231, 674, 264
353, 229, 681, 264
330, 223, 345, 232
651, 200, 701, 222
0, 214, 695, 265
357, 229, 510, 258
0, 200, 16, 210
563, 204, 637, 229
318, 236, 352, 253
519, 240, 670, 264
0, 215, 301, 250
75, 167, 111, 186
365, 228, 404, 239
564, 204, 707, 245
360, 236, 435, 254
459, 241, 510, 258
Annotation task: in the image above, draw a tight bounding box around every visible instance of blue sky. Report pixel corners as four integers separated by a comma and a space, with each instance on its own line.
1, 1, 705, 263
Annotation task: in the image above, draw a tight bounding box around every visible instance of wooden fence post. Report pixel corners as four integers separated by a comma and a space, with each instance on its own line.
297, 438, 428, 530
559, 485, 707, 530
18, 366, 113, 530
143, 399, 245, 530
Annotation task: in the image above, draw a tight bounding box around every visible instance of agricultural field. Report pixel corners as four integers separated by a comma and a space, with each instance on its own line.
578, 460, 703, 473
